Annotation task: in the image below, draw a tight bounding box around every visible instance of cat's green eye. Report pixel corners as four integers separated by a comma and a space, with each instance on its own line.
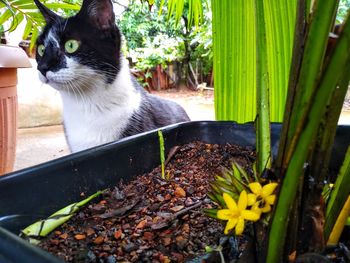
37, 44, 45, 56
64, 39, 80, 54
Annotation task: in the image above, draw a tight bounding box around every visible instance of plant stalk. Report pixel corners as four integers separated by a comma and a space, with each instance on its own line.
255, 0, 271, 174
277, 0, 340, 176
325, 146, 350, 240
267, 12, 350, 262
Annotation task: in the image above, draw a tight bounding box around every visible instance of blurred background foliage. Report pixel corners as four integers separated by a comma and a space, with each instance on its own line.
118, 0, 212, 88
0, 0, 212, 89
1, 0, 349, 91
337, 0, 350, 23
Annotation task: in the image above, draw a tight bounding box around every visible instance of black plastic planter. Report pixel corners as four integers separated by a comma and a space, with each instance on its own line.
0, 121, 349, 262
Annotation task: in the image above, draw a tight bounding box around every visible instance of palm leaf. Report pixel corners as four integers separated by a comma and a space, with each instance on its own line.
213, 0, 296, 123
255, 0, 272, 173
160, 0, 204, 28
22, 18, 32, 40
22, 191, 103, 242
0, 0, 81, 43
0, 9, 14, 27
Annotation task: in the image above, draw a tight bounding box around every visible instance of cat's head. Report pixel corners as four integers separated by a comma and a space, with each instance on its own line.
34, 0, 121, 91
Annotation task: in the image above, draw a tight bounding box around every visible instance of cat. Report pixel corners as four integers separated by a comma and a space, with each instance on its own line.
33, 0, 190, 153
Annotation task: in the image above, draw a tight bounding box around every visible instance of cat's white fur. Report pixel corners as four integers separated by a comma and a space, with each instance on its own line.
39, 43, 141, 152
63, 60, 141, 152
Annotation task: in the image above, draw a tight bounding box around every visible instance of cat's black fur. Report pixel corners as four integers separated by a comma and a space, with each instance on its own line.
34, 0, 190, 152
35, 0, 122, 84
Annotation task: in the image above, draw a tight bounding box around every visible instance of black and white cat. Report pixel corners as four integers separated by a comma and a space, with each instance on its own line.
34, 0, 190, 152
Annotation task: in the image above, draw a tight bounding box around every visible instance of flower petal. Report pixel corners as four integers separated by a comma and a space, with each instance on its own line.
217, 209, 233, 220
261, 203, 271, 213
251, 203, 262, 216
235, 218, 245, 235
223, 193, 238, 212
241, 210, 260, 221
249, 182, 262, 196
224, 218, 238, 234
265, 194, 276, 205
238, 190, 248, 211
247, 193, 257, 206
261, 183, 278, 198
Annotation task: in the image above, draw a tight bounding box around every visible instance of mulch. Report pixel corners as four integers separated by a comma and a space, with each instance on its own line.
38, 141, 256, 262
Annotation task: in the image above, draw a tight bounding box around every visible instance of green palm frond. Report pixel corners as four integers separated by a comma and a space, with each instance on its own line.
158, 0, 204, 28
0, 0, 80, 49
212, 0, 296, 123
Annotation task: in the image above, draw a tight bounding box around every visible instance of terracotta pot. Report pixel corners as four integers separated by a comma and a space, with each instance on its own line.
0, 45, 31, 175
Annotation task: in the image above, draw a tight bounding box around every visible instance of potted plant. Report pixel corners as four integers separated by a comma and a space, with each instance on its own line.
0, 121, 348, 262
0, 0, 88, 176
0, 44, 31, 175
0, 0, 349, 261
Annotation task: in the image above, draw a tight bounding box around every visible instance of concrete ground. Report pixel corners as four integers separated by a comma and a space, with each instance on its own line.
15, 125, 69, 170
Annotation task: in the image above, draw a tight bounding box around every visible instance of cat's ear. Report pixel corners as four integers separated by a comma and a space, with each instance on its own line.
77, 0, 115, 30
34, 0, 60, 24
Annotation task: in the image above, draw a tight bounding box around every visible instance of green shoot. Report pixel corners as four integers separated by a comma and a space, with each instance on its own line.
157, 130, 165, 180
21, 191, 103, 243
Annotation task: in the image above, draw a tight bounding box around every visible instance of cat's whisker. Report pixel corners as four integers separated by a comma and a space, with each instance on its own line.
66, 80, 80, 103
70, 81, 89, 107
62, 19, 68, 32
99, 61, 120, 71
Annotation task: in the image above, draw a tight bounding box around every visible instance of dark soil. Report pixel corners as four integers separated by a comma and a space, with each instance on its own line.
38, 141, 256, 262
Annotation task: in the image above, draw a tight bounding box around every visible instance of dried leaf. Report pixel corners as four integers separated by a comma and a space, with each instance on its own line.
74, 234, 86, 240
170, 205, 184, 212
59, 233, 68, 239
136, 219, 147, 229
114, 229, 123, 240
93, 236, 104, 245
86, 228, 95, 236
174, 187, 186, 198
162, 237, 172, 246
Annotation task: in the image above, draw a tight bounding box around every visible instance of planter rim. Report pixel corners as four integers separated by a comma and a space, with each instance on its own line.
0, 44, 32, 68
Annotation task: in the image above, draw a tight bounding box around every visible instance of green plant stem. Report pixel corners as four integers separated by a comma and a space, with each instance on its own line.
325, 147, 350, 240
275, 0, 307, 174
255, 0, 271, 173
158, 130, 165, 180
327, 194, 350, 245
277, 0, 340, 174
267, 13, 350, 262
310, 59, 350, 182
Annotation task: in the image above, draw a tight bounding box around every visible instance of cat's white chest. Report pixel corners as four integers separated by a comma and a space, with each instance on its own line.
63, 102, 121, 152
62, 91, 140, 152
59, 64, 141, 152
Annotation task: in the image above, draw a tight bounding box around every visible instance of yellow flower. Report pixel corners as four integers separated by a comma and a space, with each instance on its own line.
248, 182, 278, 213
217, 191, 260, 235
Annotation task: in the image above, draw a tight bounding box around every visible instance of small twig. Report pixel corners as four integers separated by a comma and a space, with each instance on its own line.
172, 201, 203, 218
151, 201, 203, 230
98, 199, 141, 219
164, 146, 180, 166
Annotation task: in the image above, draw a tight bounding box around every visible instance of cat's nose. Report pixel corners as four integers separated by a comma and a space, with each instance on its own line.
37, 62, 51, 76
37, 59, 58, 76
